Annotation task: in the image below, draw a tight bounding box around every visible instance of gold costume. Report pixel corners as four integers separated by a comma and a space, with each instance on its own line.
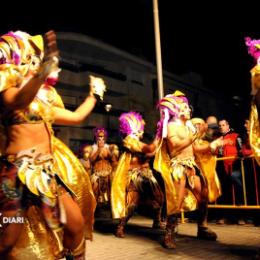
193, 139, 221, 202
249, 103, 260, 165
153, 139, 197, 215
111, 152, 131, 218
2, 88, 96, 259
90, 142, 119, 204
156, 91, 218, 248
111, 111, 164, 224
0, 37, 96, 258
249, 64, 260, 165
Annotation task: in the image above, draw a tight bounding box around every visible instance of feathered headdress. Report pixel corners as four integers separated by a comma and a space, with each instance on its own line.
93, 127, 108, 141
157, 90, 189, 138
119, 111, 145, 137
0, 31, 45, 93
245, 37, 260, 64
0, 31, 43, 66
157, 90, 188, 118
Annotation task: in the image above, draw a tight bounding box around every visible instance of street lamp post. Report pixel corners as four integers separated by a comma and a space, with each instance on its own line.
153, 0, 164, 100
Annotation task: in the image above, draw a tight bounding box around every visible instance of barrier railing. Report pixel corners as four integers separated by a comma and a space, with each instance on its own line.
208, 155, 260, 209
178, 155, 260, 224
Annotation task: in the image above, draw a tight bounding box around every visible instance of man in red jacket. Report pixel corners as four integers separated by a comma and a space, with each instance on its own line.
216, 119, 244, 224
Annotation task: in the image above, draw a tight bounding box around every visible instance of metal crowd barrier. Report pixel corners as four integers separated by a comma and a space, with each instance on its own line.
179, 155, 260, 224
208, 155, 260, 209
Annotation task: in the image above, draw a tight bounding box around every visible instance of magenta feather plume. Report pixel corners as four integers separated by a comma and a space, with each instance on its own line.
93, 127, 108, 140
245, 37, 260, 62
119, 111, 144, 136
155, 119, 163, 138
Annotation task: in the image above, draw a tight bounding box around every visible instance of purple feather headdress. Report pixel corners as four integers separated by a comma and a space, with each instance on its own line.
0, 31, 25, 65
119, 111, 145, 136
157, 91, 188, 118
93, 127, 108, 140
245, 37, 260, 64
156, 90, 189, 138
155, 119, 163, 138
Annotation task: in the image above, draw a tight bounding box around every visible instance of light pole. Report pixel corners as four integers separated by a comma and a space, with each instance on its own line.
153, 0, 164, 100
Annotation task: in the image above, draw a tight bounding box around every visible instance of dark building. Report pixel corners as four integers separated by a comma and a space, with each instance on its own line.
55, 32, 231, 152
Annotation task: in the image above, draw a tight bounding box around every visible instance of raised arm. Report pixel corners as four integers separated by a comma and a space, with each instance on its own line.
140, 139, 158, 155
1, 76, 45, 110
53, 95, 97, 125
53, 76, 106, 126
193, 140, 211, 153
1, 31, 59, 110
123, 135, 158, 155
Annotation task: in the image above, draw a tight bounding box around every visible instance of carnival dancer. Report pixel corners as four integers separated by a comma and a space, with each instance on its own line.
155, 91, 218, 248
89, 127, 119, 205
0, 30, 106, 259
111, 112, 164, 238
244, 35, 260, 260
245, 37, 260, 165
124, 91, 217, 248
191, 117, 223, 203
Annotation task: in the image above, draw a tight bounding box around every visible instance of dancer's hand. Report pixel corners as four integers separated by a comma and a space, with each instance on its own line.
43, 30, 59, 61
123, 135, 142, 152
89, 75, 107, 100
35, 56, 59, 80
34, 31, 60, 80
210, 137, 224, 153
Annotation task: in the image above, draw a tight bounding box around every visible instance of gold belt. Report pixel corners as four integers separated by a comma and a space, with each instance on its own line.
6, 153, 53, 165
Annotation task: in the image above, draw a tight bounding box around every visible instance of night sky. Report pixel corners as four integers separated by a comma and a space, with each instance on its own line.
2, 1, 260, 101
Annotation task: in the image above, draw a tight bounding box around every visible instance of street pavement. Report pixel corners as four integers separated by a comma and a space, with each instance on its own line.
86, 215, 260, 259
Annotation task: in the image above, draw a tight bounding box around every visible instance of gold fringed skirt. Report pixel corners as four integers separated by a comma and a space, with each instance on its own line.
52, 137, 96, 240
5, 137, 96, 259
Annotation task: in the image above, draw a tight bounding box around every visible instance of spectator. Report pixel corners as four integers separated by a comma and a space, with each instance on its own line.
216, 119, 245, 224
205, 115, 221, 142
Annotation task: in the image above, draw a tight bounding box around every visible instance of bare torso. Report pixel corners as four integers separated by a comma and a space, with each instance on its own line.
166, 120, 194, 159
92, 145, 112, 172
5, 123, 51, 155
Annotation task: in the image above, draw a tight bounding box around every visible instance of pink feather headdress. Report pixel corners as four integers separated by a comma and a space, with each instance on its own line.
93, 127, 108, 140
119, 111, 145, 137
245, 37, 260, 64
